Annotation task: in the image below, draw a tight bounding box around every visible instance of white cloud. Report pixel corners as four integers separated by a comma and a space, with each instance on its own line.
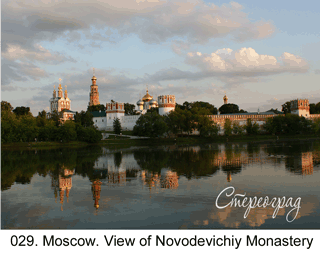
186, 47, 309, 75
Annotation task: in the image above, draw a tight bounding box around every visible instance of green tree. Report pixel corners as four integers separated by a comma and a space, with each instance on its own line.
181, 109, 196, 136
1, 101, 13, 113
74, 111, 94, 127
196, 115, 219, 137
224, 119, 232, 136
219, 104, 240, 114
177, 101, 218, 115
87, 104, 105, 112
165, 108, 185, 136
113, 118, 122, 134
245, 118, 259, 135
13, 106, 31, 116
133, 111, 168, 137
124, 103, 137, 115
310, 102, 320, 114
281, 101, 291, 114
232, 121, 244, 135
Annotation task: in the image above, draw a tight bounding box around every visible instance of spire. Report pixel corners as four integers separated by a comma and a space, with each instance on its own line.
64, 85, 68, 99
223, 92, 228, 105
58, 78, 63, 98
53, 85, 56, 98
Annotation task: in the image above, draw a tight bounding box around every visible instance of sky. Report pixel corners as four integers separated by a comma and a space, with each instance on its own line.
2, 0, 320, 115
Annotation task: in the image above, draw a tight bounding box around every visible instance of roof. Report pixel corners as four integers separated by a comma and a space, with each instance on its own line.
142, 90, 153, 101
221, 111, 279, 116
62, 109, 76, 113
90, 111, 106, 117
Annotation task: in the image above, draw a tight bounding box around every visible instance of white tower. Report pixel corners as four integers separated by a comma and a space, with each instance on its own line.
158, 95, 176, 115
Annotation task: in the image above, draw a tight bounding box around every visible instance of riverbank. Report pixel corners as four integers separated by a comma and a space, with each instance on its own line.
2, 134, 320, 150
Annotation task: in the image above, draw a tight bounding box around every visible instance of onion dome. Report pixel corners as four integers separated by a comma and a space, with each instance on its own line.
137, 99, 144, 105
91, 76, 97, 80
142, 89, 153, 102
150, 98, 157, 105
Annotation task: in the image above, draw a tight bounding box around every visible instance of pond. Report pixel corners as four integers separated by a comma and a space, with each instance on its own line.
2, 140, 320, 229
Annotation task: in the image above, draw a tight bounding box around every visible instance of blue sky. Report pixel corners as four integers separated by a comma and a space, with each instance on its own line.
2, 0, 320, 115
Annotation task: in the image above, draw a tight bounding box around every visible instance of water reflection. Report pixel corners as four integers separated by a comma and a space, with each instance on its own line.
2, 140, 320, 228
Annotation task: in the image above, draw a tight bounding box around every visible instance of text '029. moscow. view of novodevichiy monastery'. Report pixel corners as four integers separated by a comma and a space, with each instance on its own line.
49, 71, 320, 133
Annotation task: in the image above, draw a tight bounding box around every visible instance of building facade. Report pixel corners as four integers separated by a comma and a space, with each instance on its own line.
49, 79, 75, 121
91, 81, 176, 130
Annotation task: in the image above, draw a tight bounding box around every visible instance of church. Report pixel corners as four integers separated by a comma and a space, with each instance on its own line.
48, 78, 75, 122
88, 73, 176, 131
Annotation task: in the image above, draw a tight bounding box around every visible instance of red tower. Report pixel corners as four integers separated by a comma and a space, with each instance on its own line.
89, 69, 100, 106
91, 180, 102, 209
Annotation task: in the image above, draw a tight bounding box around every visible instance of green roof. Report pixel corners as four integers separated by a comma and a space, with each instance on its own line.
90, 111, 106, 117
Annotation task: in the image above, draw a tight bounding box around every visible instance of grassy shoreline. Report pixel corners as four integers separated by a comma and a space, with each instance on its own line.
2, 134, 320, 150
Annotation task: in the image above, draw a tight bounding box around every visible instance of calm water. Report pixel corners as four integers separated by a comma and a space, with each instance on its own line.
2, 141, 320, 229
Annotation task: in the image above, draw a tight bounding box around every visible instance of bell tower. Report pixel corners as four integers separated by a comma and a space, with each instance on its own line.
89, 68, 100, 106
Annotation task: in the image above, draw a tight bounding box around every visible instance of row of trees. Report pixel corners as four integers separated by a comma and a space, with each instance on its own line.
1, 101, 101, 143
132, 107, 220, 138
131, 109, 320, 138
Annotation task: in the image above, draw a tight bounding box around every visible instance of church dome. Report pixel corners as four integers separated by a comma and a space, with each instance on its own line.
137, 99, 144, 105
142, 90, 153, 102
91, 76, 97, 80
150, 98, 157, 105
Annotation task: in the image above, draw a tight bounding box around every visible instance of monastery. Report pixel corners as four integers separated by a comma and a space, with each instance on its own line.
49, 71, 320, 132
88, 73, 176, 131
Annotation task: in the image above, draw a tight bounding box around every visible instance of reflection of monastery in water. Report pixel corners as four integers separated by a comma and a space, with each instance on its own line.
48, 144, 318, 211
140, 169, 179, 190
51, 168, 74, 211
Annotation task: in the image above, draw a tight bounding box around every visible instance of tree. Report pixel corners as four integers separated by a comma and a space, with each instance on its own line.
232, 121, 244, 135
13, 106, 31, 116
36, 110, 47, 127
113, 118, 122, 134
310, 102, 320, 114
177, 101, 218, 115
224, 119, 232, 136
245, 118, 259, 135
165, 108, 185, 136
281, 101, 291, 114
181, 109, 196, 136
146, 107, 159, 114
87, 104, 105, 112
1, 101, 13, 112
124, 103, 137, 115
50, 110, 62, 126
196, 114, 219, 137
74, 111, 94, 127
133, 111, 168, 137
219, 104, 239, 114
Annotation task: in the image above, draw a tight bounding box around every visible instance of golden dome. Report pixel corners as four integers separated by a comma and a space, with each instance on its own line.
142, 89, 153, 102
92, 76, 97, 80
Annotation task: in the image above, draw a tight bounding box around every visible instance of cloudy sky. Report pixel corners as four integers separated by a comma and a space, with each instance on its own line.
2, 0, 320, 115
